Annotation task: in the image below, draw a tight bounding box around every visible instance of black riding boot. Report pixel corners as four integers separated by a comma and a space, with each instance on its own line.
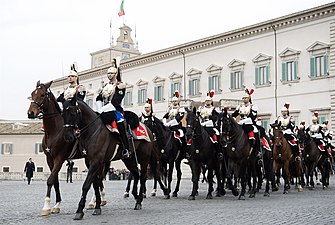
117, 122, 130, 158
293, 145, 300, 161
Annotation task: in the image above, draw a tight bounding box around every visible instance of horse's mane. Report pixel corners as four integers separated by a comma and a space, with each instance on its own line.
49, 90, 62, 115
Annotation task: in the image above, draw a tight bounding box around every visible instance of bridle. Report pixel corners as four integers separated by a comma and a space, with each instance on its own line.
30, 85, 59, 118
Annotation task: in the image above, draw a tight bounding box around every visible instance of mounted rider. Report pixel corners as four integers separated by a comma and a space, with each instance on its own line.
275, 103, 300, 158
57, 63, 86, 102
232, 88, 262, 161
197, 90, 222, 158
307, 112, 325, 152
96, 57, 130, 158
139, 98, 154, 123
162, 90, 186, 147
321, 120, 334, 156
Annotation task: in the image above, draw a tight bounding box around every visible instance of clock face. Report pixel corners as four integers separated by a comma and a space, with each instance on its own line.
122, 43, 130, 49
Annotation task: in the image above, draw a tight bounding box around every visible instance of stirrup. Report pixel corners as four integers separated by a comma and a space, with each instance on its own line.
217, 153, 223, 160
122, 149, 130, 158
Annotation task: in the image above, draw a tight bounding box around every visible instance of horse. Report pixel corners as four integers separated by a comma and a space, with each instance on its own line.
27, 80, 108, 216
270, 122, 303, 193
218, 108, 258, 200
143, 115, 185, 198
296, 125, 320, 189
317, 150, 333, 189
62, 95, 167, 220
185, 107, 224, 200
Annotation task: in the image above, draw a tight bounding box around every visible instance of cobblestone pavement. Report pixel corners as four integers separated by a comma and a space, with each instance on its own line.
1, 175, 335, 225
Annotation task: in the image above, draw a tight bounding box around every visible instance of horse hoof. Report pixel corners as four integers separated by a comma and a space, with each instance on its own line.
41, 209, 51, 216
283, 190, 288, 194
134, 203, 142, 210
101, 200, 107, 206
238, 195, 245, 200
52, 207, 60, 214
264, 192, 270, 197
298, 188, 303, 192
163, 194, 170, 199
143, 193, 147, 198
249, 194, 255, 198
232, 190, 239, 197
74, 212, 84, 220
123, 192, 129, 198
92, 209, 101, 215
172, 192, 178, 198
151, 192, 156, 197
188, 195, 195, 200
86, 203, 94, 210
206, 195, 213, 199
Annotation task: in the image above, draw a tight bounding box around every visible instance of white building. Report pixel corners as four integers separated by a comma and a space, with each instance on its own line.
52, 2, 335, 136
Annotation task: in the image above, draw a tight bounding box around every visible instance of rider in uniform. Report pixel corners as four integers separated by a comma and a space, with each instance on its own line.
57, 63, 86, 102
198, 90, 222, 158
162, 90, 187, 156
139, 98, 154, 123
96, 58, 130, 158
308, 112, 325, 152
321, 120, 334, 156
275, 103, 300, 159
232, 88, 262, 161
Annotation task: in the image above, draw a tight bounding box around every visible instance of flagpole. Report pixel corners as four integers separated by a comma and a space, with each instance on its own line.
110, 18, 112, 63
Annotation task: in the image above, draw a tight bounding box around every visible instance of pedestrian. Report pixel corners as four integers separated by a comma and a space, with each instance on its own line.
24, 158, 35, 185
66, 159, 74, 183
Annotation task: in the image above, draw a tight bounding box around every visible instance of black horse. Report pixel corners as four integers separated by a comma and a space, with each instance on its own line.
296, 125, 320, 189
143, 115, 185, 198
218, 108, 259, 200
185, 107, 224, 200
62, 96, 167, 220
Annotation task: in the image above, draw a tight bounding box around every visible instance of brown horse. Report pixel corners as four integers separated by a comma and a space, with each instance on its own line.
271, 122, 303, 193
27, 80, 92, 216
62, 95, 167, 220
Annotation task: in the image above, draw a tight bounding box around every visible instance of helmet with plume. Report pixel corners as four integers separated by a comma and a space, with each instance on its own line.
171, 90, 180, 102
242, 88, 254, 103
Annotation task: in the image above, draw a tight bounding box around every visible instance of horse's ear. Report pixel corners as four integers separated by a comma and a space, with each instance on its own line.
36, 80, 40, 87
192, 107, 196, 114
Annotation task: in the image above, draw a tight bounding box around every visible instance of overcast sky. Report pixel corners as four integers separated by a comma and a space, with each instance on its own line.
0, 0, 333, 120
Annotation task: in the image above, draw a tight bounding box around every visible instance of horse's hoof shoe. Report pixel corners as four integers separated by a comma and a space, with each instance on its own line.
41, 209, 51, 216
92, 209, 101, 215
74, 212, 84, 220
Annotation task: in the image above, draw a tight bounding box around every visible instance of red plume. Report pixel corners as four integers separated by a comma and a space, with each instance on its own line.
284, 103, 290, 109
147, 98, 152, 104
249, 89, 254, 95
209, 90, 214, 98
314, 112, 319, 117
301, 121, 305, 125
325, 120, 328, 125
174, 90, 179, 98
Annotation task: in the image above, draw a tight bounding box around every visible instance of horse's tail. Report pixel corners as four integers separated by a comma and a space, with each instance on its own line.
148, 146, 163, 179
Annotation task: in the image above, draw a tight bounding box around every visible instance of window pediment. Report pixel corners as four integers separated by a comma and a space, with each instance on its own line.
187, 68, 202, 76
279, 48, 301, 58
307, 41, 330, 52
136, 79, 148, 86
152, 76, 165, 83
228, 59, 246, 68
169, 72, 183, 80
206, 64, 223, 73
252, 53, 272, 63
125, 82, 133, 89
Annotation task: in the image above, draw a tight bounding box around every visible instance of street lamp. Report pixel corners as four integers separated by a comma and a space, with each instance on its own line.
271, 25, 278, 118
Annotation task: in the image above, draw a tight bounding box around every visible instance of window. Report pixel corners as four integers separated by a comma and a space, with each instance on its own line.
1, 143, 13, 155
255, 66, 270, 86
310, 55, 328, 78
137, 89, 147, 104
122, 53, 130, 59
170, 82, 181, 98
124, 91, 132, 106
230, 71, 243, 90
35, 143, 43, 154
317, 114, 327, 124
208, 74, 221, 92
260, 119, 270, 132
189, 78, 200, 96
282, 61, 298, 82
73, 167, 78, 173
2, 167, 9, 172
36, 167, 43, 172
86, 98, 93, 108
154, 85, 164, 101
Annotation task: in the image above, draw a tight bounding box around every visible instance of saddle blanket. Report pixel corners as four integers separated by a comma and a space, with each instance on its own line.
106, 122, 151, 142
261, 137, 271, 151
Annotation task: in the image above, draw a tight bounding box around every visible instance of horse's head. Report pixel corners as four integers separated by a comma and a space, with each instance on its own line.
62, 96, 82, 143
296, 125, 306, 146
185, 107, 200, 140
27, 80, 53, 119
270, 122, 283, 148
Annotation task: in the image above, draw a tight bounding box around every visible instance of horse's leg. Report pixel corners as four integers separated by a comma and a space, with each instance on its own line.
124, 173, 133, 198
92, 177, 102, 216
74, 165, 97, 220
282, 161, 290, 194
172, 159, 182, 197
296, 160, 303, 192
151, 179, 157, 197
134, 163, 148, 210
206, 166, 214, 199
188, 161, 201, 200
164, 162, 174, 199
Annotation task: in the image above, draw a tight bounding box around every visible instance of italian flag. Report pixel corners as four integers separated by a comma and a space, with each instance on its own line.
118, 0, 125, 17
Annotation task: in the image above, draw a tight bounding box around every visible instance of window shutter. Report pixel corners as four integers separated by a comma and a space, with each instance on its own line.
189, 80, 192, 96
293, 61, 297, 80
35, 143, 39, 154
281, 62, 287, 81
240, 71, 244, 88
230, 73, 234, 89
255, 67, 259, 85
208, 76, 212, 91
154, 86, 157, 101
197, 79, 200, 95
144, 89, 147, 101
10, 144, 13, 154
324, 54, 328, 75
137, 90, 141, 103
1, 144, 4, 155
310, 57, 315, 78
266, 65, 270, 84
170, 83, 174, 98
